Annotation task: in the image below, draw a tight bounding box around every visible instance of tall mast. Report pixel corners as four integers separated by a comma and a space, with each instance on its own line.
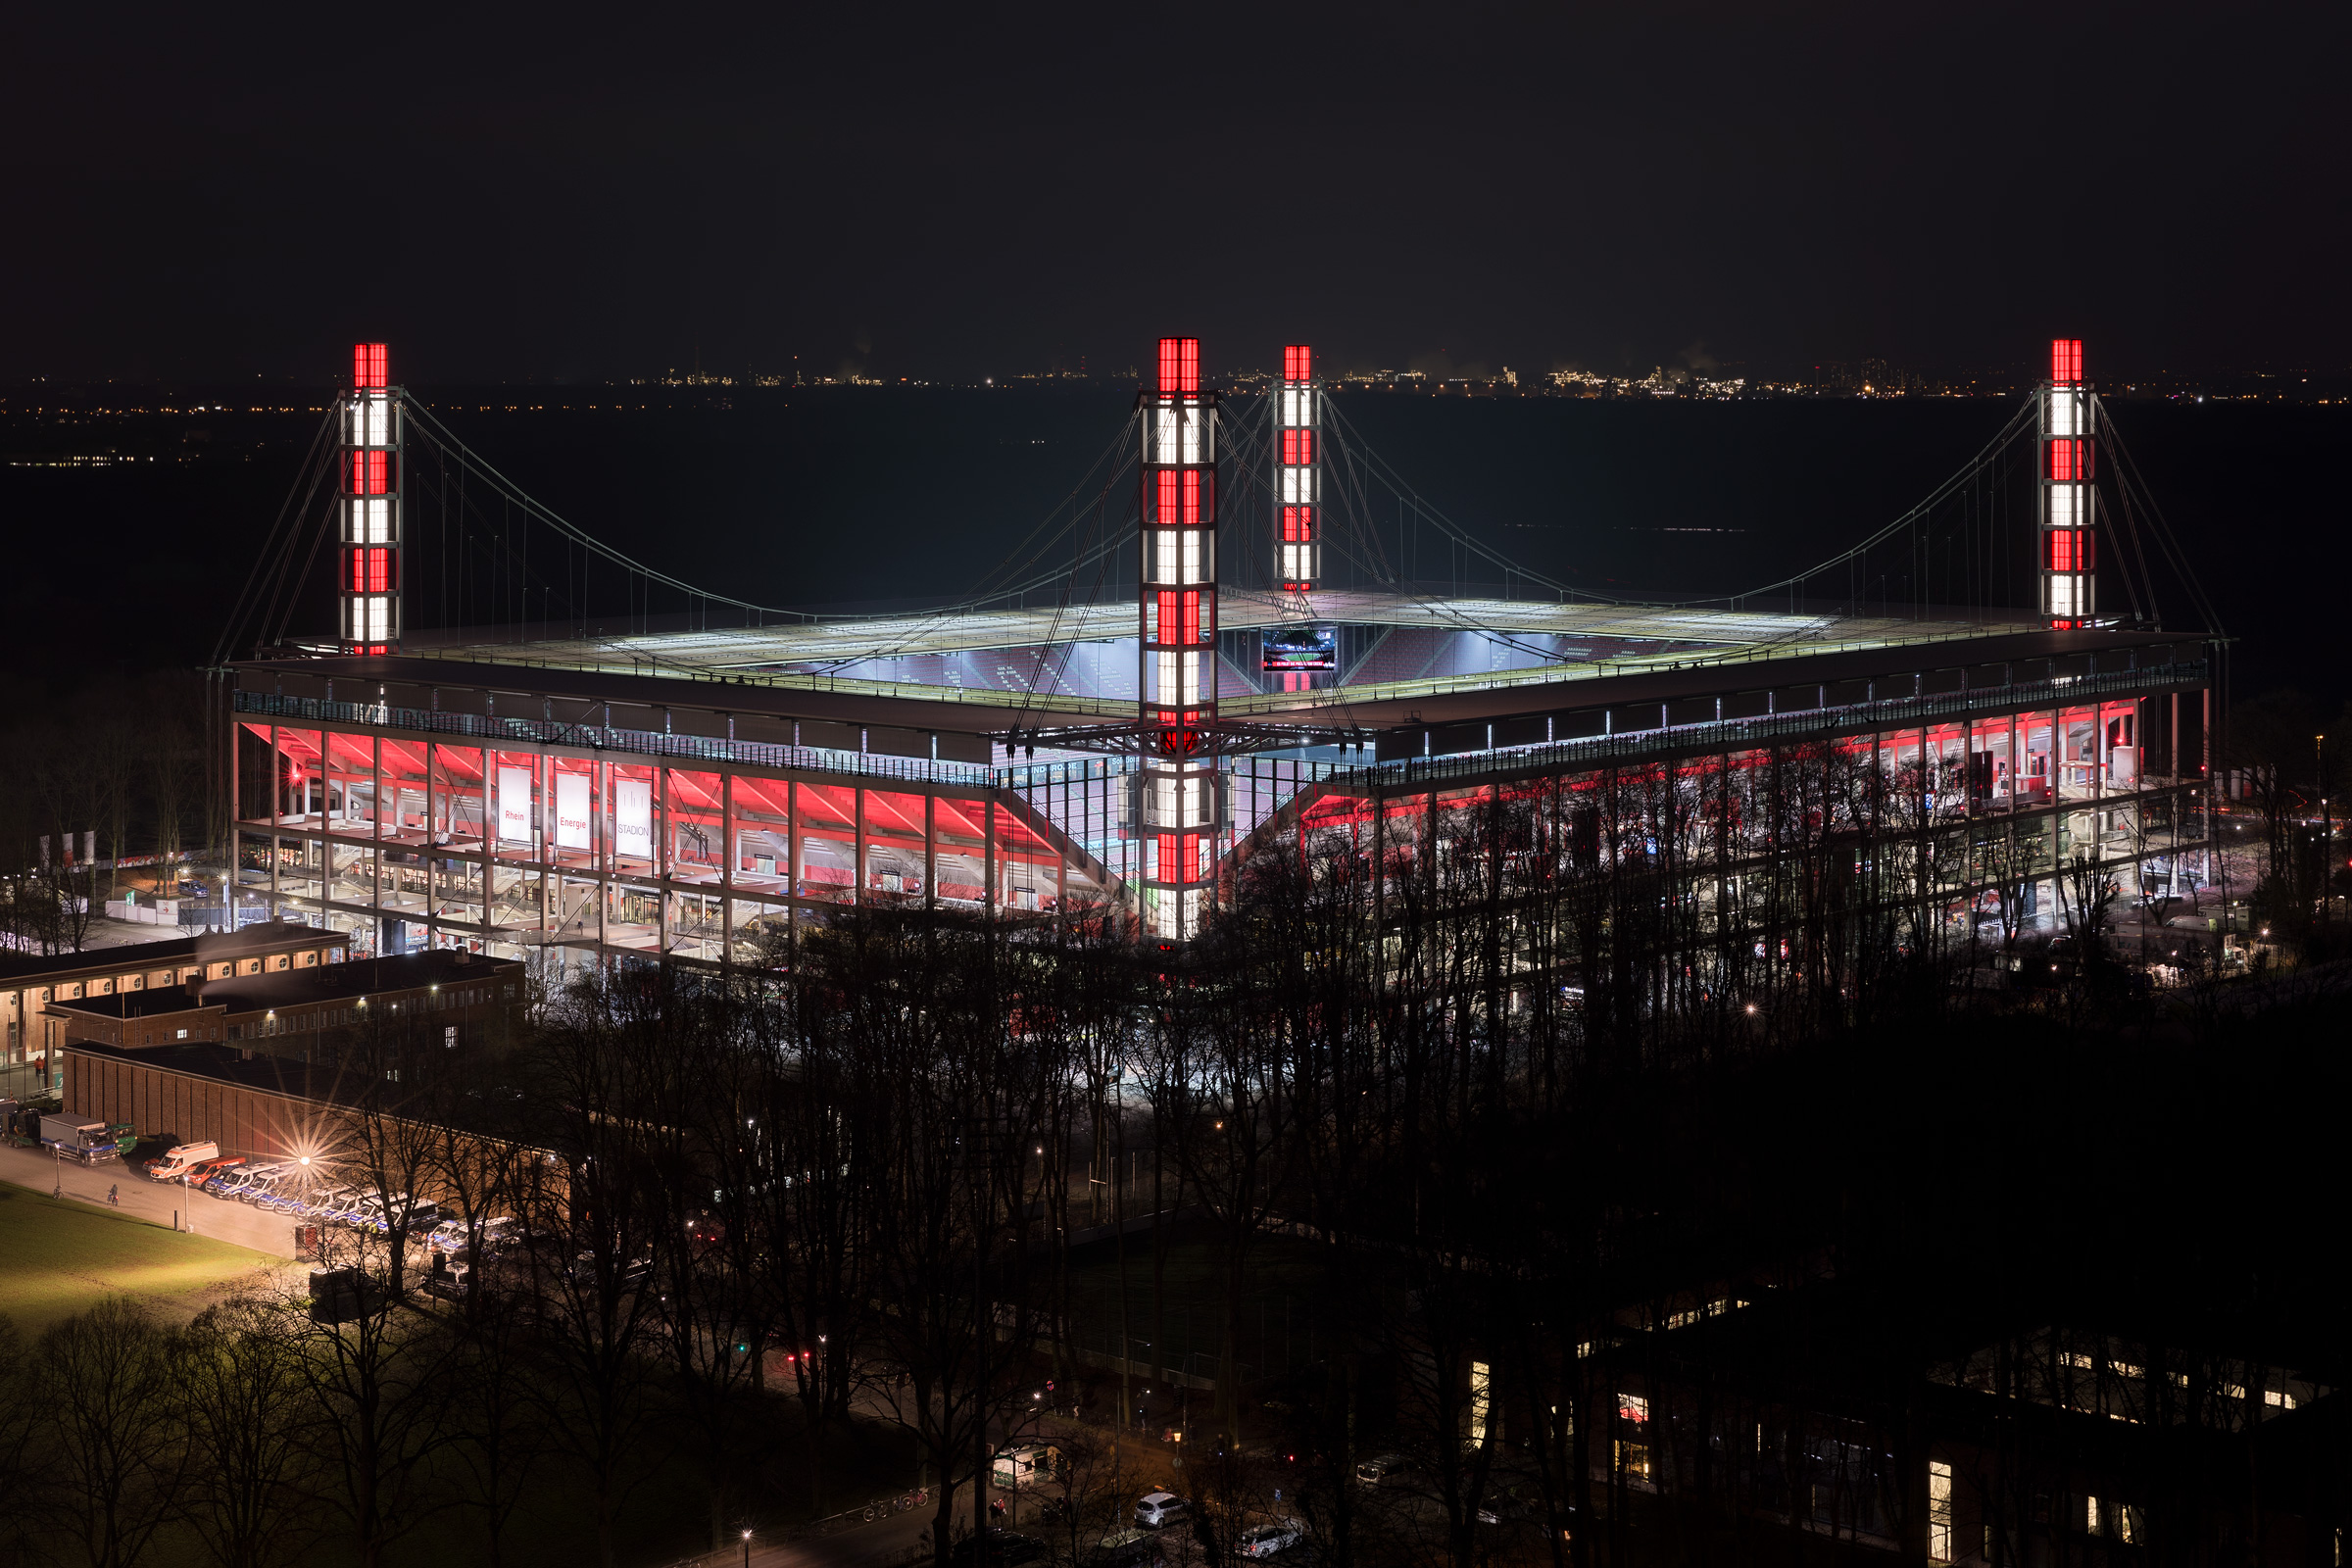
2039, 337, 2094, 628
340, 342, 403, 653
1138, 336, 1220, 942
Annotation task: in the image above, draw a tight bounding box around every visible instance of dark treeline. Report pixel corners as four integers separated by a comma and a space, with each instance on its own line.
2225, 689, 2352, 955
0, 669, 224, 955
5, 758, 2347, 1568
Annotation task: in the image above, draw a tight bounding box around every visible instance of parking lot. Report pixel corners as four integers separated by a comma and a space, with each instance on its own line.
0, 1139, 297, 1256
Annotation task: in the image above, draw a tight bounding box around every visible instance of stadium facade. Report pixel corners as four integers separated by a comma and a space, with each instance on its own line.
222, 340, 2220, 971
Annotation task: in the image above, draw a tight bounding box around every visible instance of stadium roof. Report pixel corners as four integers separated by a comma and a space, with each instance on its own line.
394, 593, 2049, 723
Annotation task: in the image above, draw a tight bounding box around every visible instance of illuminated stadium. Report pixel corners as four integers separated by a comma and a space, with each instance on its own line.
220, 339, 2222, 967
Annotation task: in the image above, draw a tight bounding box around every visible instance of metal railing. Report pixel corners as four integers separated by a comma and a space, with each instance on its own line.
234, 689, 996, 789
235, 661, 2206, 898
1333, 659, 2208, 794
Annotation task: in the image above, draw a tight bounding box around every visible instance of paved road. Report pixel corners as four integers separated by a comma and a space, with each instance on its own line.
0, 1141, 296, 1256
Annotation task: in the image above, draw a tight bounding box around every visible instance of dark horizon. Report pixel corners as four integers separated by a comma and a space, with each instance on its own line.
5, 5, 2344, 387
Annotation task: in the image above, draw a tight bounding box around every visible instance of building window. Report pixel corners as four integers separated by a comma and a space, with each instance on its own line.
1614, 1394, 1650, 1480
1469, 1360, 1492, 1446
1930, 1461, 1953, 1561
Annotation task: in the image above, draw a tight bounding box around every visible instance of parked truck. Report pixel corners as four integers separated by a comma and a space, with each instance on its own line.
39, 1116, 116, 1164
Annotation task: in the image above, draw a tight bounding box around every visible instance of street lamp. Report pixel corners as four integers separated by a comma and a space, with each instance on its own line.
741, 1529, 753, 1568
2319, 735, 2331, 923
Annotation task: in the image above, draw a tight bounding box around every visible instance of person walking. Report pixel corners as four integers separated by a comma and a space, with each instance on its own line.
107, 1183, 119, 1207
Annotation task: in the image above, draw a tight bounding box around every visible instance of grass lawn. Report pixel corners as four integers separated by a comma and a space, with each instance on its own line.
0, 1179, 283, 1335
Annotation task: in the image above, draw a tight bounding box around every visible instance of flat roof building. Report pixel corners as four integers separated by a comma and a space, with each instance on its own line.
1, 920, 350, 1099
42, 948, 524, 1059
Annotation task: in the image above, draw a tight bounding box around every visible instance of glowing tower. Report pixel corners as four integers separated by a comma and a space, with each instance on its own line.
1138, 336, 1220, 941
341, 342, 402, 653
1276, 344, 1320, 592
2040, 337, 2094, 628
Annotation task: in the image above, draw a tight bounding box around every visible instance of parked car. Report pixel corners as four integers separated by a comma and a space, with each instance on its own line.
1088, 1530, 1165, 1568
184, 1154, 247, 1187
1476, 1483, 1544, 1525
1354, 1454, 1412, 1488
392, 1200, 444, 1233
1136, 1493, 1191, 1531
201, 1167, 253, 1197
949, 1532, 1049, 1568
1235, 1520, 1304, 1559
568, 1250, 652, 1288
236, 1167, 292, 1203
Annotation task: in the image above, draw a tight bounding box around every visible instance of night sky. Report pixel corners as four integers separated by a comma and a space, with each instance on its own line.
5, 4, 2345, 385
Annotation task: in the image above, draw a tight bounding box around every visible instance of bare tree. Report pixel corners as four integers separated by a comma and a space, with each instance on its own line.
524, 972, 674, 1568
175, 1293, 321, 1568
289, 1228, 458, 1568
0, 1310, 39, 1558
28, 1297, 188, 1568
445, 1287, 549, 1568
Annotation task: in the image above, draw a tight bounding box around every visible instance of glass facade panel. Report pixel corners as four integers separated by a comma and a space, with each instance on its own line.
488, 861, 542, 931
491, 750, 540, 859
436, 855, 484, 934
611, 762, 657, 872
550, 760, 597, 867
665, 769, 724, 883
434, 745, 486, 843
797, 782, 858, 903
730, 774, 791, 890
863, 789, 932, 899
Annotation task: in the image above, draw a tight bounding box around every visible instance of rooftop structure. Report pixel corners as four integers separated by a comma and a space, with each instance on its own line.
44, 948, 524, 1055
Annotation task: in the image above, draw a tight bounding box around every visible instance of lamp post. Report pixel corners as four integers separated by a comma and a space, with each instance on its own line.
741, 1529, 752, 1568
297, 1153, 314, 1256
2319, 735, 2330, 924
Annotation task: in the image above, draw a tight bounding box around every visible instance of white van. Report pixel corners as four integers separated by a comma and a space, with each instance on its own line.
993, 1445, 1060, 1491
146, 1141, 220, 1181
